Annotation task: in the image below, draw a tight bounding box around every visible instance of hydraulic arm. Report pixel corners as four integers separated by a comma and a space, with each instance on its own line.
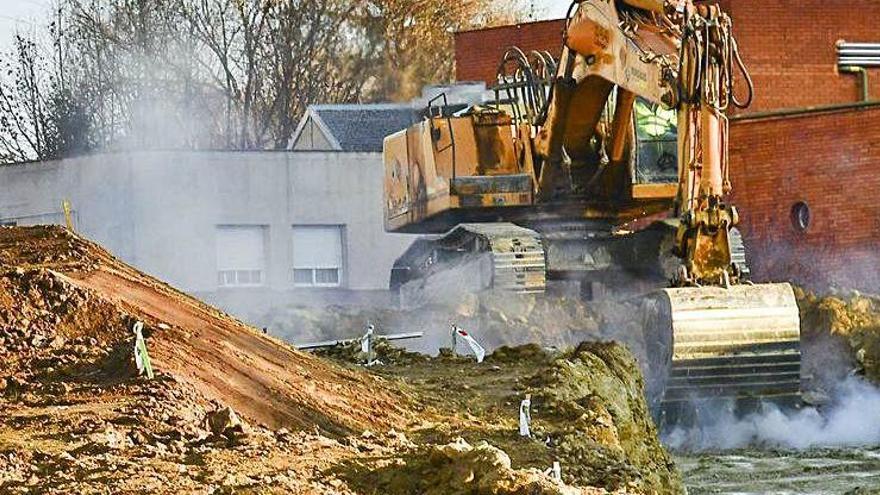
535, 0, 755, 287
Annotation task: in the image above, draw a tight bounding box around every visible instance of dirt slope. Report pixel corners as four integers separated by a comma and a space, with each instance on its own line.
0, 225, 409, 433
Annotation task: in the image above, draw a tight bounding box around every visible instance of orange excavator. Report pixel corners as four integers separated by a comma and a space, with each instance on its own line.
383, 0, 801, 411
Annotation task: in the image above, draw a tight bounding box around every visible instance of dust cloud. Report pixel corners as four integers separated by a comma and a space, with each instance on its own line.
663, 376, 880, 451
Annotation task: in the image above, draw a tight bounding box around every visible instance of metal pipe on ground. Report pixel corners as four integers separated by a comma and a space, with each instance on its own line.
296, 332, 424, 350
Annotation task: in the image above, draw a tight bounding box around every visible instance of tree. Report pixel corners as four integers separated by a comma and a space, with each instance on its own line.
0, 0, 525, 163
0, 29, 97, 162
357, 0, 522, 102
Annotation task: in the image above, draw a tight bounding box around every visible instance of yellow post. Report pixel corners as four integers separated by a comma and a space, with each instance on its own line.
61, 200, 74, 232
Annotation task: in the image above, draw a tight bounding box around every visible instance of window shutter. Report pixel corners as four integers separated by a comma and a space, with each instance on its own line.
216, 226, 266, 271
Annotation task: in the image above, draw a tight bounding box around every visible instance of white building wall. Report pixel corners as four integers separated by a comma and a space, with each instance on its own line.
0, 150, 412, 324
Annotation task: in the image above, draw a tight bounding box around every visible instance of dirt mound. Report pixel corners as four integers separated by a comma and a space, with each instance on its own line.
1, 226, 681, 493
0, 225, 409, 434
321, 341, 683, 494
797, 287, 880, 388
529, 342, 681, 492
339, 438, 606, 495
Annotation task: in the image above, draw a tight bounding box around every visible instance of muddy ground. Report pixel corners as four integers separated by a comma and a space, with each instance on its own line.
0, 226, 681, 494
677, 448, 880, 494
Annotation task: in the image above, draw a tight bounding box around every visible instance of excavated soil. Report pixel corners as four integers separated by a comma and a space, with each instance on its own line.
796, 287, 880, 392
0, 226, 681, 494
325, 341, 682, 493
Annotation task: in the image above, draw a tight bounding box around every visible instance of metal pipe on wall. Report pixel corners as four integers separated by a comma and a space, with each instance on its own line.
836, 41, 880, 69
838, 49, 880, 56
840, 66, 870, 102
837, 42, 880, 50
838, 59, 880, 67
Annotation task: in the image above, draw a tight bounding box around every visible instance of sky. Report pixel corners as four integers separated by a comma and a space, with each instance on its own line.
0, 0, 572, 52
0, 0, 53, 52
542, 0, 573, 19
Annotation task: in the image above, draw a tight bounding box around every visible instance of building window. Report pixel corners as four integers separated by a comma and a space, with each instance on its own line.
292, 225, 344, 287
216, 225, 267, 287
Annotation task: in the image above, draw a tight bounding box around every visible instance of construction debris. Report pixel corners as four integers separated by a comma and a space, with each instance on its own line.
297, 331, 423, 350
519, 394, 532, 437
132, 321, 154, 379
452, 324, 486, 363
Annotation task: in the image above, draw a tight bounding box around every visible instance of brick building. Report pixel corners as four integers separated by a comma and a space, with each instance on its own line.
454, 3, 880, 291
455, 19, 567, 86
729, 106, 880, 290
455, 2, 880, 111
714, 0, 880, 112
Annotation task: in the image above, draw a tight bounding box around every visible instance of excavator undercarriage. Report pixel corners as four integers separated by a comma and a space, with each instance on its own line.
390, 218, 801, 414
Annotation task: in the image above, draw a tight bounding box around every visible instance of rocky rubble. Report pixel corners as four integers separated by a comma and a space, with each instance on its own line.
0, 266, 136, 406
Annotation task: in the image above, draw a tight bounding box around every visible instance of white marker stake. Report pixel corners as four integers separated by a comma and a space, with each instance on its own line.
519, 394, 531, 437
133, 322, 154, 379
552, 461, 561, 481
453, 325, 485, 363
361, 324, 375, 366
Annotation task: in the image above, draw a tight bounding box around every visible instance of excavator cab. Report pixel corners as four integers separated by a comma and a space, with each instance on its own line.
633, 98, 678, 185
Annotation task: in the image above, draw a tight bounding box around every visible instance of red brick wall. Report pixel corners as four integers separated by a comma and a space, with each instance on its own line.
729, 107, 880, 290
718, 0, 880, 113
454, 19, 565, 84
454, 2, 880, 112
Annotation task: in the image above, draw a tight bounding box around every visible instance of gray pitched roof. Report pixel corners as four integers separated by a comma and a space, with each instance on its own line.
296, 104, 421, 152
